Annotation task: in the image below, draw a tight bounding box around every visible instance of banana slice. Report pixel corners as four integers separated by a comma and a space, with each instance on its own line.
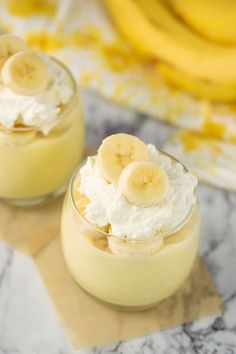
75, 193, 90, 216
0, 129, 36, 147
1, 50, 49, 95
74, 187, 110, 234
0, 34, 27, 73
108, 235, 163, 256
93, 236, 110, 252
97, 133, 149, 184
119, 160, 169, 207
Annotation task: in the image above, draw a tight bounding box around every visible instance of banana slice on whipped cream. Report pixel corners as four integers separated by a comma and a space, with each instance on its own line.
76, 133, 172, 256
97, 133, 149, 184
119, 160, 169, 207
2, 50, 49, 95
0, 34, 27, 73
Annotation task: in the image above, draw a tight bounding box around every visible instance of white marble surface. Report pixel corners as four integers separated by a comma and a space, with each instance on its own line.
0, 91, 236, 354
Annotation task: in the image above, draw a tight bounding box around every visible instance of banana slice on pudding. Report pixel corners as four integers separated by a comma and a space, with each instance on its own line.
1, 50, 49, 95
119, 160, 169, 207
108, 234, 163, 256
0, 129, 36, 147
97, 133, 149, 184
0, 34, 27, 72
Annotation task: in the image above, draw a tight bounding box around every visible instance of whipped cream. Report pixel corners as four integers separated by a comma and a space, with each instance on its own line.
0, 55, 73, 134
78, 145, 198, 239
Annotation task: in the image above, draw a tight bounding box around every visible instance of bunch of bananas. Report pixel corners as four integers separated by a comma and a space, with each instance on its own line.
105, 0, 236, 103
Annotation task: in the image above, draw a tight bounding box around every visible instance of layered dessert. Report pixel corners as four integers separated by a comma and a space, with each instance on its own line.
0, 34, 84, 206
61, 134, 200, 309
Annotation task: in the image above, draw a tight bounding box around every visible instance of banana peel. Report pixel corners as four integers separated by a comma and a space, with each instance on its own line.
167, 0, 236, 45
105, 0, 236, 82
157, 63, 236, 103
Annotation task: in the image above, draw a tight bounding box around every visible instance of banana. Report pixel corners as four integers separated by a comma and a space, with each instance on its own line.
73, 176, 90, 215
0, 129, 36, 147
118, 160, 169, 207
108, 234, 163, 256
97, 133, 149, 184
75, 193, 90, 216
74, 183, 110, 234
167, 0, 236, 44
1, 50, 49, 95
93, 236, 110, 253
0, 34, 27, 73
157, 63, 236, 103
105, 0, 236, 82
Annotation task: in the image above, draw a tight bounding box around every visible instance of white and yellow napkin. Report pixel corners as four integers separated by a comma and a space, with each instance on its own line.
1, 0, 236, 190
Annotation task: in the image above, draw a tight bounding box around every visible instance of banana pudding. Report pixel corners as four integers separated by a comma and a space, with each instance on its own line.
61, 134, 200, 310
0, 34, 84, 206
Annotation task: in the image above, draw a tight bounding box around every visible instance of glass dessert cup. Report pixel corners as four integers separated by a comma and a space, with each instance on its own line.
61, 158, 201, 311
0, 58, 84, 207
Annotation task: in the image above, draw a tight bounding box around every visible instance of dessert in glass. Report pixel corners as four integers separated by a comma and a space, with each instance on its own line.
0, 34, 84, 206
61, 133, 200, 310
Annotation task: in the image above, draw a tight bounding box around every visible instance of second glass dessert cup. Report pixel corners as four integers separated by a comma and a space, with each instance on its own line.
0, 59, 84, 207
61, 156, 200, 311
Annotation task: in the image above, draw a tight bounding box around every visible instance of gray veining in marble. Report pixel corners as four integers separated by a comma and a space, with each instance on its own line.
0, 90, 236, 354
0, 241, 74, 354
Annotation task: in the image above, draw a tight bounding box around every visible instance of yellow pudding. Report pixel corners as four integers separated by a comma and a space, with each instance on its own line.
0, 99, 84, 201
0, 36, 84, 206
61, 134, 200, 310
62, 189, 200, 309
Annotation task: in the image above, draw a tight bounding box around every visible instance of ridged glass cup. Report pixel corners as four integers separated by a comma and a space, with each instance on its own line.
61, 154, 200, 311
0, 58, 84, 207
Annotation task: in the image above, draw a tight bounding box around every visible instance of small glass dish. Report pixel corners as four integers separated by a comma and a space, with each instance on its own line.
0, 58, 84, 207
61, 153, 200, 311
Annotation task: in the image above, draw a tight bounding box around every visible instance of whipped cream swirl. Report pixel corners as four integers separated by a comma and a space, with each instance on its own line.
78, 144, 198, 239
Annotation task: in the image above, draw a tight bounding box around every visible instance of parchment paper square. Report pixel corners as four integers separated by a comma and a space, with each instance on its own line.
36, 237, 224, 350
